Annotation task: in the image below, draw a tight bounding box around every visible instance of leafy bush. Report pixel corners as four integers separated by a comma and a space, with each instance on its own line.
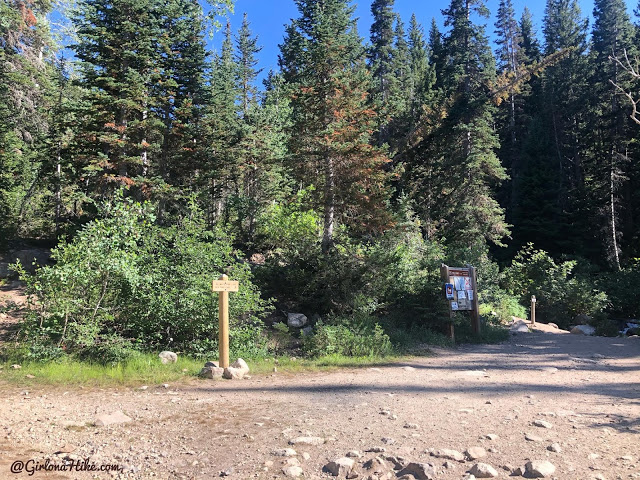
501, 244, 608, 328
15, 195, 270, 361
303, 313, 392, 357
597, 261, 640, 319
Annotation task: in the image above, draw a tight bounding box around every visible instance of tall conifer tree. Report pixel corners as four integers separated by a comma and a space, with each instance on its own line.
280, 0, 392, 252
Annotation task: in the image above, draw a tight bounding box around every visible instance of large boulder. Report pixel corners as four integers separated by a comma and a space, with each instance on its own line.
287, 313, 308, 328
158, 351, 177, 364
573, 314, 592, 325
231, 358, 250, 374
570, 325, 595, 336
510, 320, 530, 334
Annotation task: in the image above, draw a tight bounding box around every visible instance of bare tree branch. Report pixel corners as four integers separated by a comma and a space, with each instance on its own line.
610, 50, 640, 126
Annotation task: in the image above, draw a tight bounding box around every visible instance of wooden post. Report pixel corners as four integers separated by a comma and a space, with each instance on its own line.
469, 265, 481, 335
440, 264, 455, 342
218, 274, 230, 368
531, 295, 536, 326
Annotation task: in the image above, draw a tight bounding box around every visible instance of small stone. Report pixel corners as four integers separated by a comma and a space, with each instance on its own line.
158, 351, 177, 364
548, 323, 559, 329
301, 452, 310, 461
288, 436, 325, 446
366, 446, 386, 453
200, 366, 224, 378
282, 465, 303, 477
287, 313, 308, 328
525, 433, 544, 442
593, 475, 606, 480
263, 461, 274, 467
231, 358, 249, 373
381, 437, 396, 445
222, 367, 245, 380
468, 463, 499, 478
588, 453, 600, 460
547, 443, 562, 453
485, 434, 498, 440
444, 461, 455, 469
619, 456, 633, 461
571, 325, 595, 335
533, 419, 553, 429
346, 451, 361, 458
94, 411, 132, 426
397, 462, 436, 480
272, 448, 297, 457
404, 423, 419, 429
220, 468, 233, 476
512, 466, 526, 476
540, 367, 558, 373
139, 385, 148, 390
324, 457, 355, 477
204, 361, 219, 368
162, 383, 169, 388
25, 374, 35, 379
466, 447, 487, 460
431, 449, 465, 462
525, 460, 556, 478
11, 364, 21, 369
363, 456, 388, 473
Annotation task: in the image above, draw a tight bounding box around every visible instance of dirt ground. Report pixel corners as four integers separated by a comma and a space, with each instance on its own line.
0, 282, 639, 480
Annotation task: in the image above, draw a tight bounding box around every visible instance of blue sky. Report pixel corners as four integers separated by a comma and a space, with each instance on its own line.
212, 0, 638, 84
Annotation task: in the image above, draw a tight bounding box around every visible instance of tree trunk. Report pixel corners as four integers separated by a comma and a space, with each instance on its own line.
322, 155, 335, 253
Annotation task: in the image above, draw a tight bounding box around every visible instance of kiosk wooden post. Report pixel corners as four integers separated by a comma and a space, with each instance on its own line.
531, 295, 536, 326
211, 274, 239, 369
469, 265, 481, 335
440, 264, 455, 341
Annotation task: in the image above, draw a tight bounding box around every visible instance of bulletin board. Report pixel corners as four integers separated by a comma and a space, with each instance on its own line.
440, 264, 481, 338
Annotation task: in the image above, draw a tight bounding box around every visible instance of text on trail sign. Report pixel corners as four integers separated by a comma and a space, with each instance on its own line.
211, 280, 239, 292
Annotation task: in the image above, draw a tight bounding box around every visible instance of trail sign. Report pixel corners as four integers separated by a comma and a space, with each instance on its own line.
211, 279, 239, 292
440, 264, 481, 340
212, 274, 238, 368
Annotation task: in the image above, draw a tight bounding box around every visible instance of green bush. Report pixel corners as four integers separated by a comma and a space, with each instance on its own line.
14, 194, 270, 361
597, 261, 640, 319
303, 313, 392, 357
501, 244, 608, 328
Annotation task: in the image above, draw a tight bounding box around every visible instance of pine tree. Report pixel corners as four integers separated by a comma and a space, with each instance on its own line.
235, 13, 262, 118
405, 0, 508, 247
0, 0, 56, 244
586, 0, 637, 269
428, 18, 445, 89
280, 0, 392, 252
204, 21, 240, 224
369, 0, 398, 146
407, 14, 432, 118
538, 0, 589, 255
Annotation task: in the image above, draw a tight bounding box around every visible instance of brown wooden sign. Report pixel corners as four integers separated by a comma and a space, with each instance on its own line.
440, 264, 481, 340
211, 280, 239, 292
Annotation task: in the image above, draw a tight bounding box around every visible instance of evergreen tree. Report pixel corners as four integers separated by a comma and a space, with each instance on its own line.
235, 13, 262, 118
280, 0, 392, 252
407, 13, 432, 117
203, 21, 240, 224
0, 0, 56, 244
369, 0, 398, 145
428, 18, 445, 89
405, 0, 508, 247
538, 0, 589, 255
586, 0, 637, 269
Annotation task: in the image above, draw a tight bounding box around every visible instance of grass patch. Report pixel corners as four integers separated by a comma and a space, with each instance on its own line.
0, 352, 414, 386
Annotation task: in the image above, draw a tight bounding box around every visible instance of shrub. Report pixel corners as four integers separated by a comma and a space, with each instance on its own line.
14, 195, 270, 361
501, 244, 607, 328
303, 313, 392, 357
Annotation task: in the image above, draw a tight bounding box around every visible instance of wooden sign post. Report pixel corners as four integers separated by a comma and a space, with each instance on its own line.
211, 274, 239, 368
441, 263, 481, 340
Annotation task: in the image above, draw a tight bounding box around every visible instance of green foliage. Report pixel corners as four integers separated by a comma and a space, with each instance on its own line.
304, 314, 392, 358
501, 244, 608, 328
15, 195, 269, 361
597, 261, 640, 318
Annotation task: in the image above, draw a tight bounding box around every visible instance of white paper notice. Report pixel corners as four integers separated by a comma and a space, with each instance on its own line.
451, 302, 459, 311
457, 290, 466, 300
467, 290, 474, 301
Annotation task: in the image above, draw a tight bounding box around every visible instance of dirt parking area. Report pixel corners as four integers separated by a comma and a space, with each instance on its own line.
0, 322, 638, 480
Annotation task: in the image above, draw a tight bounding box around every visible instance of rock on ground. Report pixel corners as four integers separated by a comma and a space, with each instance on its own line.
466, 447, 487, 460
231, 358, 249, 373
287, 313, 308, 328
397, 462, 436, 480
288, 436, 325, 446
199, 366, 224, 378
510, 320, 530, 333
432, 449, 465, 462
94, 411, 132, 426
468, 463, 499, 478
525, 460, 556, 478
222, 367, 245, 380
571, 325, 596, 335
323, 457, 355, 477
282, 465, 303, 477
158, 351, 177, 364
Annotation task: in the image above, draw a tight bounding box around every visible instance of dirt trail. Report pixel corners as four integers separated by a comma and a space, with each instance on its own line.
0, 322, 639, 480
